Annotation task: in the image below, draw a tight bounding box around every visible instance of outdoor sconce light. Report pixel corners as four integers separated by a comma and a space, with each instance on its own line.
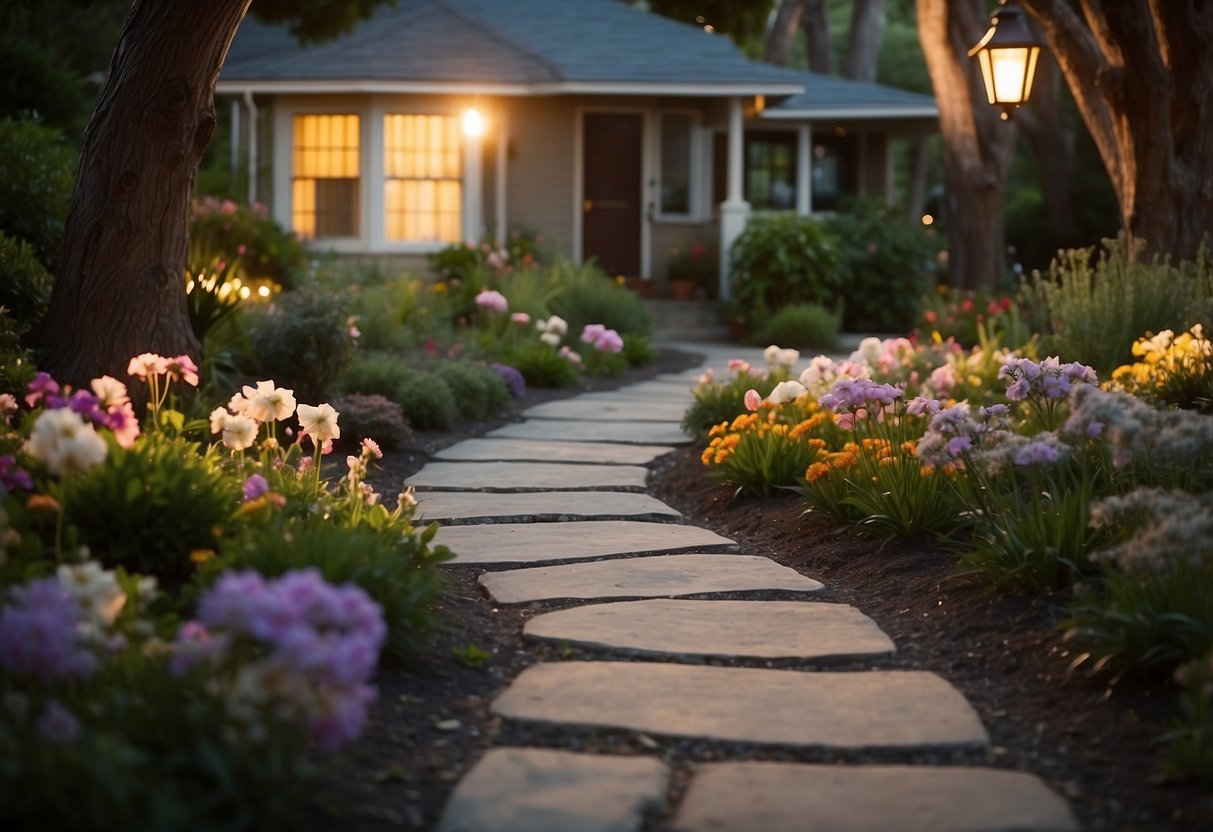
968, 3, 1042, 120
462, 107, 486, 138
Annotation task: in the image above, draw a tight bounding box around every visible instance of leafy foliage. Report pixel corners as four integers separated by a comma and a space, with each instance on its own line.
0, 117, 74, 270
730, 213, 841, 328
434, 361, 511, 422
0, 230, 53, 331
331, 393, 410, 450
244, 286, 357, 402
755, 303, 839, 350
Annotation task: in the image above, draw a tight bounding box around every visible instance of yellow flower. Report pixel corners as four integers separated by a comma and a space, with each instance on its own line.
190, 549, 215, 565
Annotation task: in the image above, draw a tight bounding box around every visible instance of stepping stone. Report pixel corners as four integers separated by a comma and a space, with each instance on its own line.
671, 761, 1078, 832
405, 461, 648, 492
522, 398, 687, 422
437, 747, 668, 832
435, 521, 734, 565
480, 554, 823, 603
492, 662, 988, 750
417, 491, 681, 524
524, 599, 893, 662
488, 420, 688, 445
435, 438, 674, 465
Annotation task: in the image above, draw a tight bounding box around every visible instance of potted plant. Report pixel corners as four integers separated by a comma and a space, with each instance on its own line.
667, 244, 716, 300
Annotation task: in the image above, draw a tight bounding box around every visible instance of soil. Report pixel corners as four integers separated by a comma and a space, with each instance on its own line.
306, 347, 1213, 832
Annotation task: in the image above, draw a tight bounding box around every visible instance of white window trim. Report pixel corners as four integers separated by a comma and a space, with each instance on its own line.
653, 109, 703, 224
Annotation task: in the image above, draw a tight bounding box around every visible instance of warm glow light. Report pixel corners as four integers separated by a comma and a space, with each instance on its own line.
968, 4, 1042, 119
462, 108, 486, 138
921, 214, 935, 226
257, 285, 271, 298
239, 286, 251, 300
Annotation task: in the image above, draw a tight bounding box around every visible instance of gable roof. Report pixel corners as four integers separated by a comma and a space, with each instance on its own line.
219, 0, 805, 96
764, 72, 938, 120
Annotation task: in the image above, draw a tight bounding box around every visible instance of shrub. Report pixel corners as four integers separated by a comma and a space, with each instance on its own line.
1164, 652, 1213, 784
915, 284, 1031, 349
505, 342, 582, 389
341, 352, 412, 400
755, 303, 839, 350
548, 261, 652, 336
0, 308, 35, 395
202, 514, 451, 662
244, 286, 356, 402
434, 361, 511, 421
331, 393, 410, 450
61, 435, 240, 587
190, 197, 304, 289
826, 199, 938, 332
681, 363, 788, 441
0, 224, 54, 331
0, 37, 90, 138
730, 213, 841, 327
620, 334, 657, 367
1028, 237, 1212, 377
0, 118, 74, 270
393, 370, 458, 431
1109, 324, 1213, 413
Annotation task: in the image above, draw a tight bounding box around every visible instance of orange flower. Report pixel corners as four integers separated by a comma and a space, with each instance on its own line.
190, 549, 216, 565
26, 494, 61, 513
805, 462, 832, 482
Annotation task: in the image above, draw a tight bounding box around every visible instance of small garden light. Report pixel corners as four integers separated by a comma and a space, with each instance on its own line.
968, 3, 1042, 120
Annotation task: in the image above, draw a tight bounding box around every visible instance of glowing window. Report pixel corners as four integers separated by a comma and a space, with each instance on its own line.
291, 114, 360, 239
384, 114, 462, 243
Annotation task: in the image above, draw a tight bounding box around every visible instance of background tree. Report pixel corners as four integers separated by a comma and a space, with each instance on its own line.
36, 0, 384, 396
1017, 0, 1213, 261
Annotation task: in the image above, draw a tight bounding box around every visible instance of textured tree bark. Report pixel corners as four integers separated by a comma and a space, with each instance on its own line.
841, 0, 886, 82
764, 0, 805, 66
39, 0, 252, 395
802, 0, 832, 74
1018, 0, 1213, 260
916, 0, 1017, 291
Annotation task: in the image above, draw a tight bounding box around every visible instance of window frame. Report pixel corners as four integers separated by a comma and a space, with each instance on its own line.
654, 109, 703, 223
289, 112, 364, 243
381, 112, 465, 247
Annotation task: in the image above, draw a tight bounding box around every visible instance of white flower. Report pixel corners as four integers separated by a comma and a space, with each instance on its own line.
228, 391, 251, 415
89, 376, 129, 409
209, 406, 232, 435
58, 561, 126, 630
777, 348, 800, 369
222, 414, 259, 451
539, 331, 562, 347
767, 380, 808, 404
25, 409, 108, 477
536, 315, 568, 336
297, 403, 341, 444
853, 336, 883, 366
242, 380, 297, 423
763, 345, 781, 366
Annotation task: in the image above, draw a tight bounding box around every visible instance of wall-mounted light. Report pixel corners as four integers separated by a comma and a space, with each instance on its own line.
462, 108, 486, 138
968, 3, 1042, 121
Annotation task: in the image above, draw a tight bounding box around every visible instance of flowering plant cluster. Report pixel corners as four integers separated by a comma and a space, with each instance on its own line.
1109, 324, 1213, 413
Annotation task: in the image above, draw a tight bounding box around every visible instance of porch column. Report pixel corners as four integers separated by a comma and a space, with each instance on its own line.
719, 96, 751, 299
796, 123, 812, 216
243, 90, 258, 205
463, 131, 484, 242
495, 112, 507, 241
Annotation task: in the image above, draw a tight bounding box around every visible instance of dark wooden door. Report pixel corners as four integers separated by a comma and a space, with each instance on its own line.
582, 113, 642, 277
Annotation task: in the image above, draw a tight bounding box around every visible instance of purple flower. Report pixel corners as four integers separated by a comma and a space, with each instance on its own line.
243, 474, 269, 502
490, 363, 527, 398
1086, 420, 1105, 439
64, 390, 103, 420
946, 436, 972, 457
37, 699, 80, 744
0, 578, 98, 682
0, 455, 33, 492
906, 397, 943, 417
1014, 439, 1062, 466
1005, 377, 1032, 401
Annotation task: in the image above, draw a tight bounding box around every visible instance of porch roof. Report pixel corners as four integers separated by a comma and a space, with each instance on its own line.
219, 0, 805, 97
763, 72, 939, 120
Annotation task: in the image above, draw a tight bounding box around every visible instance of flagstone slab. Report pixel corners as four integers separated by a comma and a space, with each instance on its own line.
492, 662, 988, 750
416, 491, 681, 524
435, 521, 735, 565
671, 762, 1078, 832
522, 398, 687, 422
488, 419, 689, 445
437, 747, 668, 832
434, 438, 675, 465
480, 554, 823, 603
405, 461, 648, 492
523, 599, 893, 662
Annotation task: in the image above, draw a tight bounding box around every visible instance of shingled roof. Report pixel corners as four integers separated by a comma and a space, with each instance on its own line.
764, 72, 938, 119
220, 0, 805, 95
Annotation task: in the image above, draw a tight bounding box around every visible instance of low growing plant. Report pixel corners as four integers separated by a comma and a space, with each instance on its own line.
730, 212, 841, 328
755, 303, 839, 350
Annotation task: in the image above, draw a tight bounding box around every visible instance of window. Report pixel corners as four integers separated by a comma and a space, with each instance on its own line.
711, 131, 798, 210
384, 114, 462, 243
811, 134, 857, 212
292, 114, 360, 238
659, 113, 694, 216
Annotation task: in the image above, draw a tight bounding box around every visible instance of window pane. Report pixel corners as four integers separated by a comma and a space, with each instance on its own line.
384, 114, 463, 243
745, 132, 796, 210
660, 113, 692, 215
292, 114, 360, 238
811, 135, 857, 212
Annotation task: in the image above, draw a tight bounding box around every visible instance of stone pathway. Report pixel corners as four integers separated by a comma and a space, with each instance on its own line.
420, 348, 1078, 832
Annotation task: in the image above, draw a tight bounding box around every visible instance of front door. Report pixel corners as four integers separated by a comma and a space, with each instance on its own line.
581, 113, 642, 277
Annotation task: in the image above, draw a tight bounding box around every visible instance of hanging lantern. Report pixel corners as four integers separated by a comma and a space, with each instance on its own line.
969, 3, 1042, 120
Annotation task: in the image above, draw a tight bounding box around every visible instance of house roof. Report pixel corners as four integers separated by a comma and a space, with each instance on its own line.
219, 0, 806, 96
763, 72, 938, 120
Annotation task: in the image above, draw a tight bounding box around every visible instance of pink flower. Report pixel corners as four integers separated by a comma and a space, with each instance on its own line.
163, 355, 199, 387
474, 289, 508, 313
559, 345, 582, 364
360, 438, 383, 459
743, 388, 761, 412
126, 353, 167, 380
580, 323, 607, 344
593, 329, 624, 353
727, 359, 751, 373
511, 312, 531, 325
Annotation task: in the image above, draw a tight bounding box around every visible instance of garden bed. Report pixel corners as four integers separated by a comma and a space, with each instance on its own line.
309, 348, 1211, 832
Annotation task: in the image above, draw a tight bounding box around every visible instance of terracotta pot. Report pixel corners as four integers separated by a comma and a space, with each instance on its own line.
624, 276, 654, 298
671, 278, 697, 301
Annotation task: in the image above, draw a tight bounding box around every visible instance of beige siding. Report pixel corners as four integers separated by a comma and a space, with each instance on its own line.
502, 97, 578, 256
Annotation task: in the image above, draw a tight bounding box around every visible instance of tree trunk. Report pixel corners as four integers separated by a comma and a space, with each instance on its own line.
1018, 0, 1213, 261
38, 0, 252, 396
802, 0, 832, 74
916, 0, 1017, 291
906, 136, 932, 223
765, 0, 805, 66
1015, 52, 1076, 237
842, 0, 886, 82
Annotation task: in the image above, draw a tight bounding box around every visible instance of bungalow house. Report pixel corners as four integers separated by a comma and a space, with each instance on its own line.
217, 0, 937, 297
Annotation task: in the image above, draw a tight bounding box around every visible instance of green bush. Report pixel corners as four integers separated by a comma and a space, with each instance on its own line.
191, 197, 304, 289
340, 352, 411, 399
0, 230, 53, 332
827, 199, 937, 332
548, 261, 651, 336
62, 435, 240, 587
394, 369, 458, 431
203, 514, 450, 661
244, 286, 356, 403
434, 360, 511, 421
1029, 238, 1212, 377
331, 393, 410, 450
730, 213, 841, 328
681, 367, 788, 441
0, 308, 35, 401
620, 333, 657, 367
0, 37, 89, 138
755, 303, 839, 350
0, 117, 74, 270
505, 342, 582, 389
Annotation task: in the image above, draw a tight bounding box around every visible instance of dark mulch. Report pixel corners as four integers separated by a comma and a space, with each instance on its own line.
308, 349, 1213, 831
